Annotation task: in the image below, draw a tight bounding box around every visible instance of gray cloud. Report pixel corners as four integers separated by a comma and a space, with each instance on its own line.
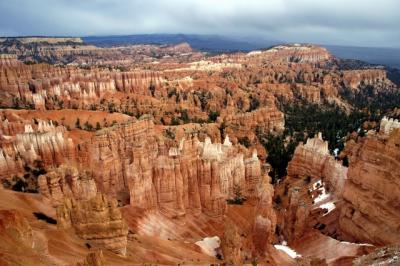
0, 0, 399, 47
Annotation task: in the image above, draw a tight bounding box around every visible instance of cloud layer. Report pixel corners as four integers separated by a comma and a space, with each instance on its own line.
0, 0, 399, 47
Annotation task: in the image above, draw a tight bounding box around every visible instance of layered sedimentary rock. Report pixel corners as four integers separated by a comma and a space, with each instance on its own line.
337, 127, 400, 245
287, 133, 347, 196
57, 194, 128, 255
90, 118, 263, 217
276, 133, 347, 242
0, 120, 75, 179
252, 175, 277, 256
277, 121, 400, 248
38, 165, 97, 206
223, 106, 285, 141
0, 38, 199, 66
0, 39, 398, 264
245, 44, 333, 63
0, 54, 20, 67
380, 116, 400, 135
221, 220, 244, 265
342, 69, 391, 90
0, 60, 164, 109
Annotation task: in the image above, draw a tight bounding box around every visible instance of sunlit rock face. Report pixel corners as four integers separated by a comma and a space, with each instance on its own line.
0, 119, 75, 179
0, 54, 21, 67
57, 194, 128, 256
380, 116, 400, 135
244, 44, 333, 63
342, 69, 391, 90
89, 117, 263, 217
287, 132, 347, 196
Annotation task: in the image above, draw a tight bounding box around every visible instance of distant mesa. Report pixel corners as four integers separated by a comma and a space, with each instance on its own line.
0, 36, 83, 44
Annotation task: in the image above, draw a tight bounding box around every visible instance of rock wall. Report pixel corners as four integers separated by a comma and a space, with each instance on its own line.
38, 165, 97, 206
277, 125, 400, 247
287, 133, 347, 196
338, 129, 400, 245
276, 133, 347, 242
0, 120, 75, 179
89, 118, 263, 217
57, 194, 128, 256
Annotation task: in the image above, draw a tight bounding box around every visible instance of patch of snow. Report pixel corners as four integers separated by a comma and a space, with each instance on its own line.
246, 50, 262, 56
195, 236, 221, 256
340, 241, 374, 247
274, 242, 302, 258
333, 148, 339, 157
320, 201, 336, 214
313, 187, 330, 204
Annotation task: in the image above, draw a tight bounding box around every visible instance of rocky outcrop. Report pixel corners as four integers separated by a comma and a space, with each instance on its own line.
0, 120, 75, 179
380, 116, 400, 135
252, 175, 277, 257
221, 220, 244, 265
343, 69, 390, 90
276, 123, 400, 248
223, 106, 285, 141
245, 44, 333, 63
0, 54, 20, 67
353, 245, 400, 266
90, 118, 264, 217
57, 194, 128, 256
0, 38, 198, 66
287, 133, 347, 196
337, 128, 400, 245
276, 133, 347, 242
38, 165, 97, 206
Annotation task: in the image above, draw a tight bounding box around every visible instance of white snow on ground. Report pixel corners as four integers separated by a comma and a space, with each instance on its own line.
340, 241, 374, 247
195, 236, 221, 256
319, 201, 336, 214
274, 242, 302, 258
311, 180, 336, 214
313, 187, 330, 204
320, 201, 335, 212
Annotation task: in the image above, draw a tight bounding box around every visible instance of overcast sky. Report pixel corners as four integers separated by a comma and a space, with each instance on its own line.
0, 0, 399, 47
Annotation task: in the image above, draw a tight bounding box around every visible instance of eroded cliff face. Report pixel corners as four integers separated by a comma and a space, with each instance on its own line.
275, 133, 347, 243
57, 194, 129, 256
0, 38, 200, 66
0, 41, 399, 264
0, 119, 75, 181
89, 117, 264, 217
337, 125, 400, 245
244, 44, 333, 64
38, 165, 97, 206
273, 119, 400, 264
